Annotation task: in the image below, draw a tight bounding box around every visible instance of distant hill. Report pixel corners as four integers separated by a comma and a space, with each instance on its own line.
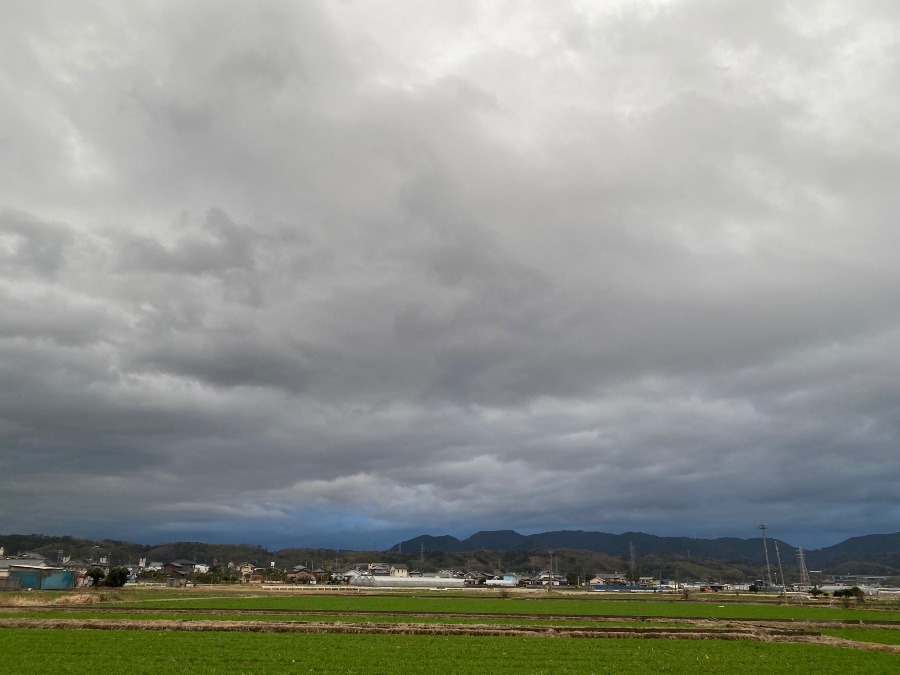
815, 532, 900, 559
806, 532, 900, 571
0, 534, 334, 570
392, 529, 900, 568
4, 529, 900, 577
392, 530, 786, 563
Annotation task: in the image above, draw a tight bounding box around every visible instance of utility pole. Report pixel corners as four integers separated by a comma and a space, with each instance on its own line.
629, 542, 637, 584
546, 550, 552, 591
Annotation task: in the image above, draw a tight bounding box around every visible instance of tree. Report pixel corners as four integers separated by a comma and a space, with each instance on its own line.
624, 569, 642, 584
833, 586, 865, 605
104, 567, 129, 587
85, 567, 105, 587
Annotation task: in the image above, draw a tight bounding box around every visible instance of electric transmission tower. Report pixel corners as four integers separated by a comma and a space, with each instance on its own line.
758, 523, 773, 588
774, 541, 786, 595
796, 547, 810, 585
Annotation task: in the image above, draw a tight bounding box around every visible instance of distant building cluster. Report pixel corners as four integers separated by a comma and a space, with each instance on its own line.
0, 548, 560, 590
2, 545, 898, 597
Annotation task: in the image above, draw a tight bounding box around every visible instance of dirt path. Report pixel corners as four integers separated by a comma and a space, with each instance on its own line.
6, 604, 900, 627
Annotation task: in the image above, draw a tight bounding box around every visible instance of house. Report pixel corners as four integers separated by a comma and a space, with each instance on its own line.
464, 571, 487, 585
485, 573, 520, 587
530, 570, 565, 586
331, 567, 347, 582
1, 553, 54, 579
389, 564, 408, 577
287, 569, 314, 584
161, 560, 194, 580
592, 573, 628, 586
0, 552, 50, 571
233, 562, 264, 583
588, 573, 640, 591
330, 567, 355, 583
61, 558, 93, 573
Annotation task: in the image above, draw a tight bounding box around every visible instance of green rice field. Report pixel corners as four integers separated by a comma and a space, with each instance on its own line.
2, 628, 899, 674
2, 588, 898, 673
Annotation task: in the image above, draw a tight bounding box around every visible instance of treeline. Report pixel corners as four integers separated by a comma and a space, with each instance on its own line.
4, 532, 899, 583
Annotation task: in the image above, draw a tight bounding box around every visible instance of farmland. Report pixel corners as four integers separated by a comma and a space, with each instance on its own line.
2, 587, 899, 673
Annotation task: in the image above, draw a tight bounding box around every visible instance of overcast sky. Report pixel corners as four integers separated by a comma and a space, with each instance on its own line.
2, 1, 898, 552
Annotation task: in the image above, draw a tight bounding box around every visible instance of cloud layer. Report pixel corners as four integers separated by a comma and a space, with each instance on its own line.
2, 0, 898, 549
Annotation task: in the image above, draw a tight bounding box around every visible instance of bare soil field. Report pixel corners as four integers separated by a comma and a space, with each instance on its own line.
2, 614, 899, 654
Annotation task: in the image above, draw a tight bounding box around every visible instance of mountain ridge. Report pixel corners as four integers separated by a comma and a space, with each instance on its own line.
390, 529, 900, 568
4, 530, 900, 574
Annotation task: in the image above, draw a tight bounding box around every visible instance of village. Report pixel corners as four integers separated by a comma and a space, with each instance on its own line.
0, 547, 679, 591
6, 546, 895, 596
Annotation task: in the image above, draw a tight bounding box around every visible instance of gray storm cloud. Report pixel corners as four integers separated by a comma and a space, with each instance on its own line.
1, 0, 898, 549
